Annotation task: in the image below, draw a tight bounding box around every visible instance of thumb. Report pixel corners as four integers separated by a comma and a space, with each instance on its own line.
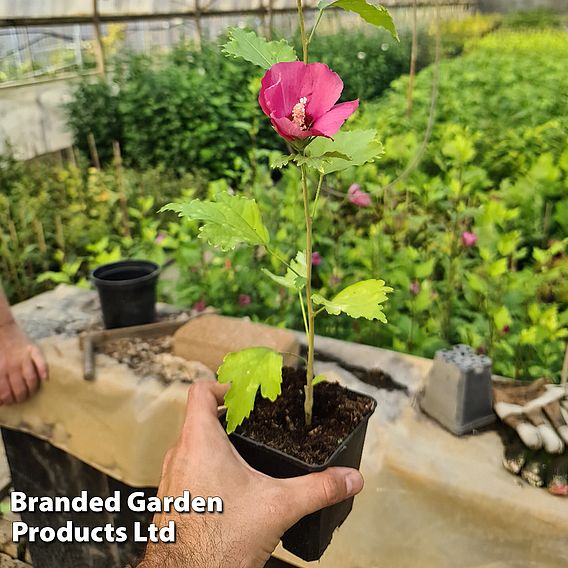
279, 467, 364, 528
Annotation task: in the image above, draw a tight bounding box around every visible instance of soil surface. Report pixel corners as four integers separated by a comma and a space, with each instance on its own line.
100, 336, 214, 384
238, 367, 375, 465
308, 346, 407, 393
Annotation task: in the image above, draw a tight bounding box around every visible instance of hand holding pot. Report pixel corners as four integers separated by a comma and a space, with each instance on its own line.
140, 381, 364, 567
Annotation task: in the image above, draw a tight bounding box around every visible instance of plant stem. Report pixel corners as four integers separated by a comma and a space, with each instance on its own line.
301, 163, 315, 426
561, 342, 568, 385
443, 169, 462, 342
266, 246, 302, 278
308, 9, 324, 45
311, 174, 324, 219
298, 291, 309, 337
296, 0, 308, 63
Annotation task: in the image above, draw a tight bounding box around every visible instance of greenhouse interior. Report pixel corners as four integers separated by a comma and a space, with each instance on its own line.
0, 0, 567, 567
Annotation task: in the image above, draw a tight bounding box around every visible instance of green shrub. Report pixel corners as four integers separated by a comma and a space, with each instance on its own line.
65, 78, 122, 165
0, 154, 200, 302
320, 29, 568, 379
306, 29, 420, 101
501, 9, 566, 30
66, 30, 426, 180
8, 26, 567, 381
359, 29, 568, 238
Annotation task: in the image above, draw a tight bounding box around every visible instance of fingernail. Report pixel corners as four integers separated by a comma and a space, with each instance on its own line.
345, 470, 363, 496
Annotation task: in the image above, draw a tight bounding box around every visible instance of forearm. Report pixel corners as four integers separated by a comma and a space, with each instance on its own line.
138, 515, 220, 568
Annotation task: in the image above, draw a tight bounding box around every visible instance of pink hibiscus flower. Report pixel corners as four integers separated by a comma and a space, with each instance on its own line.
238, 294, 251, 306
347, 183, 372, 207
409, 281, 420, 296
259, 61, 359, 143
461, 231, 478, 248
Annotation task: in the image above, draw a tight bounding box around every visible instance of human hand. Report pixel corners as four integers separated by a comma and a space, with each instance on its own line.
140, 381, 364, 567
0, 321, 48, 405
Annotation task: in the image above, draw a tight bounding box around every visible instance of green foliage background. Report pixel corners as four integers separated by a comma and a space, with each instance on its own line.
2, 18, 567, 382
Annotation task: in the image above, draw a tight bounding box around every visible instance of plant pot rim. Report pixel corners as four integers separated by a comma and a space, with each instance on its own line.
91, 259, 161, 288
230, 388, 377, 471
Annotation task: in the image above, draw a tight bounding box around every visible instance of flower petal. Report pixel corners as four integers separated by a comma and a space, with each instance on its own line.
310, 100, 359, 138
261, 62, 307, 118
301, 62, 344, 119
260, 77, 284, 117
271, 116, 311, 141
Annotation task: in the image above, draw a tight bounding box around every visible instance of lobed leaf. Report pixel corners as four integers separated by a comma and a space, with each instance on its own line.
307, 129, 384, 174
313, 278, 393, 322
271, 154, 294, 169
262, 251, 307, 291
222, 28, 297, 69
160, 193, 269, 251
318, 0, 398, 41
217, 347, 283, 433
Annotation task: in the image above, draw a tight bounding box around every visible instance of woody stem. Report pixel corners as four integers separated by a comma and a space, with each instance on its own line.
301, 163, 315, 426
296, 0, 308, 63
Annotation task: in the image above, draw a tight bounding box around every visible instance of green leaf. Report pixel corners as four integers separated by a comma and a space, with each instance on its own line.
313, 279, 393, 322
294, 155, 328, 173
313, 374, 327, 386
318, 151, 352, 161
160, 193, 269, 251
218, 347, 283, 434
519, 327, 537, 345
307, 129, 384, 174
36, 271, 71, 284
271, 154, 294, 169
318, 0, 398, 40
222, 28, 297, 69
488, 258, 507, 278
493, 306, 512, 331
415, 258, 434, 279
262, 251, 307, 291
466, 273, 487, 294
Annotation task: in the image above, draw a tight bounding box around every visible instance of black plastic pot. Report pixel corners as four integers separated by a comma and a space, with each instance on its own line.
229, 393, 376, 561
91, 260, 160, 329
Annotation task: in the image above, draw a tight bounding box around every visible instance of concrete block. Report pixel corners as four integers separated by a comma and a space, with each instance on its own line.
420, 344, 495, 435
173, 314, 299, 372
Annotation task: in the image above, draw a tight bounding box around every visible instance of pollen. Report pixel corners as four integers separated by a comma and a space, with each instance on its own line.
291, 97, 308, 130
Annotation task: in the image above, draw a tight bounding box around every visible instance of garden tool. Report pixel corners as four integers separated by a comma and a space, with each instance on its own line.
493, 379, 568, 454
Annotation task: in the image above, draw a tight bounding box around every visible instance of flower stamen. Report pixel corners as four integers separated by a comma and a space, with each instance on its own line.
292, 97, 308, 130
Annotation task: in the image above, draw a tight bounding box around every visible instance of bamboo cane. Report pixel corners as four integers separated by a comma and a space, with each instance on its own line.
87, 132, 101, 170
112, 141, 131, 239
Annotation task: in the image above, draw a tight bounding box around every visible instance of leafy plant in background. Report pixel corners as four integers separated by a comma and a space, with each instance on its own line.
164, 0, 398, 432
66, 79, 122, 165
4, 16, 566, 385
65, 25, 424, 182
337, 29, 568, 379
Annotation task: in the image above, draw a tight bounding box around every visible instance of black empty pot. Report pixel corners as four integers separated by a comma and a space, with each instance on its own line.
229, 394, 376, 561
91, 260, 160, 329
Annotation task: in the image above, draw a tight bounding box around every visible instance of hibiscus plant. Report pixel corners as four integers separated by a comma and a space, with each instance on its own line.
163, 0, 397, 433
